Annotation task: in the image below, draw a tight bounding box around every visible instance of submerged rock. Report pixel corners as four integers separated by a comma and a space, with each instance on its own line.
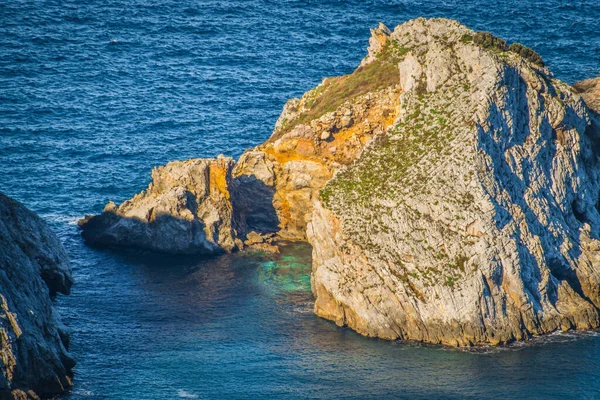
308, 18, 600, 345
0, 193, 74, 398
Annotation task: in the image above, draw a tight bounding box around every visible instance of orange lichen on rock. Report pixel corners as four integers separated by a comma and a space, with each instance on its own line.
209, 158, 232, 201
238, 84, 402, 240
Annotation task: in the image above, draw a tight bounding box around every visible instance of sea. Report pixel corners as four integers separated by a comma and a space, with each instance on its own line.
2, 0, 600, 398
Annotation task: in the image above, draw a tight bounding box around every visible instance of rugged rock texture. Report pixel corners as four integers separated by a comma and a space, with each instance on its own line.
233, 83, 400, 240
574, 77, 600, 113
360, 22, 392, 67
79, 156, 240, 254
0, 193, 74, 398
308, 18, 600, 345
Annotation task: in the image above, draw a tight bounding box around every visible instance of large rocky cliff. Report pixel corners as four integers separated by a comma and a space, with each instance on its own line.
0, 193, 74, 399
81, 18, 600, 345
309, 18, 600, 345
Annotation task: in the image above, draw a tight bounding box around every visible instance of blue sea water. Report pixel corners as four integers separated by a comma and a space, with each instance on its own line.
2, 0, 600, 398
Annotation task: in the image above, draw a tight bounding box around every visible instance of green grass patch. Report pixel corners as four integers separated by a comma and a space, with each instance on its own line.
270, 40, 408, 141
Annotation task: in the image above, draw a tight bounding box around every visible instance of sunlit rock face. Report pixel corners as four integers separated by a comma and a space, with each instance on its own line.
574, 77, 600, 113
0, 193, 74, 399
308, 18, 600, 346
79, 156, 240, 254
232, 82, 401, 241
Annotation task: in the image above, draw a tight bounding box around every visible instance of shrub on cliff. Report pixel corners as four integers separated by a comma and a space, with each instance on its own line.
473, 31, 508, 52
473, 31, 544, 67
273, 40, 407, 139
508, 42, 545, 66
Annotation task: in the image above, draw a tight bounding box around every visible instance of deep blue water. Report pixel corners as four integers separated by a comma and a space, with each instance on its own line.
2, 0, 600, 399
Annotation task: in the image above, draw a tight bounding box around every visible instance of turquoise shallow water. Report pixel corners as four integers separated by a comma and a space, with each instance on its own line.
1, 0, 600, 398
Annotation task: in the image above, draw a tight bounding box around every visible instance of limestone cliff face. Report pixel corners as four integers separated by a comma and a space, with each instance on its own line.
574, 77, 600, 113
233, 84, 400, 240
80, 156, 239, 254
0, 193, 74, 399
308, 18, 600, 345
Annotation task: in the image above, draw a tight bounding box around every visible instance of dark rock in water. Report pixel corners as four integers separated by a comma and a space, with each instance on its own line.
0, 193, 74, 399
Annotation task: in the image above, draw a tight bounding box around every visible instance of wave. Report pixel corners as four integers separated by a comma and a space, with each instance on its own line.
177, 389, 198, 399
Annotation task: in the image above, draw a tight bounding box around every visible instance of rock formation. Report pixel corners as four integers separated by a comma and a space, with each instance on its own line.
574, 77, 600, 113
308, 18, 600, 345
80, 156, 239, 254
81, 17, 600, 346
81, 27, 403, 248
0, 193, 74, 398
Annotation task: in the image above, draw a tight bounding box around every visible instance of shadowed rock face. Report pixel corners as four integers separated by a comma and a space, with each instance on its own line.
0, 193, 74, 399
308, 18, 600, 346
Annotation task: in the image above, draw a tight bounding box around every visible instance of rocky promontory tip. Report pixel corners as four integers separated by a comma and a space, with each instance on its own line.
81, 17, 600, 346
79, 156, 240, 254
0, 193, 74, 399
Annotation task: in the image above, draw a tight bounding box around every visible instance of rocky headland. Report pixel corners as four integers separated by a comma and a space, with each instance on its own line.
81, 18, 600, 346
0, 193, 74, 399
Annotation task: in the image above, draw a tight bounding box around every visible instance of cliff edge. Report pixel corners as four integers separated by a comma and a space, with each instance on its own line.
0, 193, 74, 399
574, 77, 600, 113
308, 18, 600, 345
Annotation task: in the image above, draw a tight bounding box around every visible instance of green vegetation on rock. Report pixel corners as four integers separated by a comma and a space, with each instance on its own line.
320, 88, 460, 209
473, 31, 508, 52
508, 42, 544, 66
473, 31, 544, 66
274, 40, 408, 138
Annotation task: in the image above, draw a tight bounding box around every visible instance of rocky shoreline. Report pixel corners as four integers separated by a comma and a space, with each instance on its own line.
80, 18, 600, 346
0, 193, 74, 399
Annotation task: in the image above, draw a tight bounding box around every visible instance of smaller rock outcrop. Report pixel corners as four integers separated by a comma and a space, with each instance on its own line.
79, 156, 239, 254
0, 193, 74, 399
360, 22, 392, 67
574, 77, 600, 113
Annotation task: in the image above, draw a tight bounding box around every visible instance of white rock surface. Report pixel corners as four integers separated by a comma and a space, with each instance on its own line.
309, 18, 600, 345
